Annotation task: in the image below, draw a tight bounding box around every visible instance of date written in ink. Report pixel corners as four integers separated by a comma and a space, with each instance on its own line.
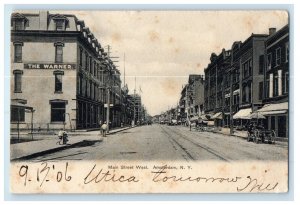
19, 162, 72, 187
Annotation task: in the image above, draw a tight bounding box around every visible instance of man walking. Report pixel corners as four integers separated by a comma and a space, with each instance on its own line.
99, 120, 102, 136
101, 121, 108, 137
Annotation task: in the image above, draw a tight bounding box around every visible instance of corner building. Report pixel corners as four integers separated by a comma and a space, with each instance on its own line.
11, 11, 114, 131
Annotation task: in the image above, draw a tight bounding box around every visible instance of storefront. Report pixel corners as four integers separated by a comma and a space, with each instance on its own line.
232, 108, 251, 126
256, 102, 288, 138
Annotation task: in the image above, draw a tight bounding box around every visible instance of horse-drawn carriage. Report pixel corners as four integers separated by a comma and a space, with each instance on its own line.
247, 127, 276, 144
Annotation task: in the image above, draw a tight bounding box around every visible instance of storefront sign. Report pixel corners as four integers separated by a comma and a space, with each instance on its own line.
24, 63, 76, 70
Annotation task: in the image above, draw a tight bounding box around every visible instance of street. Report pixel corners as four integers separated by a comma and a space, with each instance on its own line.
29, 124, 288, 162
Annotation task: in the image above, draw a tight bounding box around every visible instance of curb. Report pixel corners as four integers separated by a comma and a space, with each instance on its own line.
106, 126, 132, 135
11, 126, 133, 161
11, 139, 103, 161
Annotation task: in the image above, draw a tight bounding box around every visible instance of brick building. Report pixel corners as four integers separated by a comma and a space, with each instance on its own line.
10, 11, 122, 131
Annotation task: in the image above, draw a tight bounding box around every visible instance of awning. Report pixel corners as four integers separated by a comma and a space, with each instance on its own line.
225, 93, 230, 98
256, 102, 288, 116
248, 112, 266, 119
11, 102, 33, 111
233, 89, 240, 95
211, 112, 222, 120
233, 108, 252, 119
200, 115, 208, 120
190, 116, 199, 122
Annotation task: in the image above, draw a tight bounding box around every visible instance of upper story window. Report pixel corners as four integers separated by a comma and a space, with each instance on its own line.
52, 15, 69, 31
13, 70, 23, 93
242, 59, 252, 79
259, 55, 264, 74
54, 42, 64, 63
267, 53, 272, 70
276, 47, 281, 66
13, 42, 23, 63
285, 43, 289, 62
11, 13, 28, 31
53, 70, 64, 93
79, 47, 83, 67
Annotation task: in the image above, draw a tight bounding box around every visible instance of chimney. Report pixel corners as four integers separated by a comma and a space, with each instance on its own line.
39, 11, 49, 30
269, 28, 277, 36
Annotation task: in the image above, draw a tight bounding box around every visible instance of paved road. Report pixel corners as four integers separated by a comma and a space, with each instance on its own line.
30, 124, 288, 162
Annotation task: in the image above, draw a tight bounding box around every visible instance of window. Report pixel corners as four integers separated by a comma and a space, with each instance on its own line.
267, 53, 272, 70
89, 57, 93, 73
15, 19, 24, 30
50, 101, 66, 122
284, 72, 289, 93
276, 48, 281, 66
55, 20, 65, 31
87, 80, 90, 97
11, 107, 25, 122
285, 43, 289, 62
242, 85, 246, 102
242, 59, 252, 78
54, 43, 64, 63
53, 71, 64, 93
85, 53, 89, 71
82, 77, 86, 96
259, 82, 263, 100
14, 42, 23, 63
78, 75, 82, 95
265, 77, 269, 99
13, 70, 23, 93
249, 59, 252, 76
273, 73, 278, 97
259, 55, 264, 74
79, 47, 83, 66
91, 82, 94, 99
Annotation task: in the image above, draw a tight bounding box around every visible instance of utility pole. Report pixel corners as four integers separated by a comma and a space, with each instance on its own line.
229, 50, 234, 135
133, 77, 136, 126
104, 45, 118, 133
123, 53, 126, 87
106, 81, 110, 133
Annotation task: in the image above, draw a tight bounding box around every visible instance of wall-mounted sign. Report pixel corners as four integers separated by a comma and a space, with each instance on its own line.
24, 63, 76, 70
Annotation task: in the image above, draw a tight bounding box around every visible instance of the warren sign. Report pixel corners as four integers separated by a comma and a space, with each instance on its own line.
24, 63, 76, 70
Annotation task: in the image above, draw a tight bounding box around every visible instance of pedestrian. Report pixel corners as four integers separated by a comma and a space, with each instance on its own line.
99, 120, 103, 136
101, 121, 108, 137
57, 128, 68, 145
189, 121, 192, 131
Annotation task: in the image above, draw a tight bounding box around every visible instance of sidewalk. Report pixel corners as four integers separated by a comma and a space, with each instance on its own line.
10, 126, 133, 161
209, 127, 288, 146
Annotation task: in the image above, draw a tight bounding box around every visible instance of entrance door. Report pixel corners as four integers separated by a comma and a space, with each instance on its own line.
278, 115, 287, 138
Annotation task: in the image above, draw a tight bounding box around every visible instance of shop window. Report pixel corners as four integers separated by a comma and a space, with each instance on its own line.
50, 101, 67, 122
53, 70, 64, 93
14, 42, 23, 63
11, 107, 25, 122
54, 42, 64, 63
13, 70, 23, 93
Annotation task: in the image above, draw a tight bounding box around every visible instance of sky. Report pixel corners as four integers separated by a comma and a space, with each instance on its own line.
58, 10, 288, 116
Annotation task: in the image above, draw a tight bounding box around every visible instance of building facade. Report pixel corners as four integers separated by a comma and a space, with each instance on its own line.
260, 25, 289, 138
204, 26, 289, 132
11, 11, 121, 131
204, 49, 231, 125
